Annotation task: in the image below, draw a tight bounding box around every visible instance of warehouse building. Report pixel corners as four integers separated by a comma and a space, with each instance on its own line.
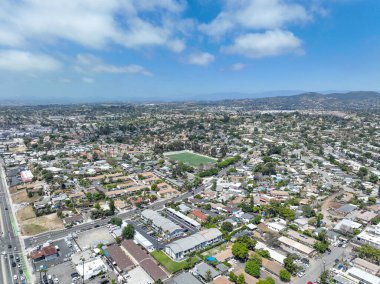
165, 228, 223, 260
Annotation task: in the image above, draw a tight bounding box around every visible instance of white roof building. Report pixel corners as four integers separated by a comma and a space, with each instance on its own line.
76, 257, 107, 280
165, 228, 223, 260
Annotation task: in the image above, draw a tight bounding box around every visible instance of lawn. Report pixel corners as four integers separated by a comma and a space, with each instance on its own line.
151, 250, 199, 274
165, 150, 216, 167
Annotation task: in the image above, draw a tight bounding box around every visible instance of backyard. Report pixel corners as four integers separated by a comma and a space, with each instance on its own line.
151, 250, 199, 274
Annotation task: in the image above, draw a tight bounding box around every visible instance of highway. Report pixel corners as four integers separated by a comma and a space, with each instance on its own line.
0, 163, 29, 284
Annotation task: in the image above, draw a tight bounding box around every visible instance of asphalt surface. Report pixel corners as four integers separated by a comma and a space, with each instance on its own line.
0, 164, 28, 284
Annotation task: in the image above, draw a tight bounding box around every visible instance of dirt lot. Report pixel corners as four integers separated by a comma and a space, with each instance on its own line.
20, 213, 64, 236
11, 189, 41, 203
16, 205, 36, 221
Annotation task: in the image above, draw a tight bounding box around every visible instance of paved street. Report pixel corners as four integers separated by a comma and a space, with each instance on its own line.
293, 245, 352, 284
0, 163, 30, 284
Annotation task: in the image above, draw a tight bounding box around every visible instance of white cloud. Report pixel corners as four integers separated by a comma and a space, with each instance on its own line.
76, 54, 152, 76
0, 0, 187, 51
0, 50, 61, 72
231, 63, 246, 71
82, 77, 94, 84
222, 30, 302, 58
200, 0, 310, 38
188, 52, 215, 66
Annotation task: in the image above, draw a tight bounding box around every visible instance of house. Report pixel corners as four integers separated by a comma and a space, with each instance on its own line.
195, 262, 220, 281
334, 219, 362, 234
173, 272, 203, 284
165, 228, 223, 260
191, 209, 208, 222
267, 220, 286, 233
63, 214, 84, 226
336, 204, 358, 216
240, 213, 254, 223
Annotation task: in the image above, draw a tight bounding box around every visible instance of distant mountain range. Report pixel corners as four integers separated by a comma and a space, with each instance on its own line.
1, 91, 380, 111
211, 91, 380, 111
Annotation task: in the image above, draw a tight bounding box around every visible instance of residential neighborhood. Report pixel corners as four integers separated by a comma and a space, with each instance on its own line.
0, 104, 380, 284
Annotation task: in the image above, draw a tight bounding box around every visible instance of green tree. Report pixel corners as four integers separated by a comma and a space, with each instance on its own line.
221, 221, 233, 232
283, 256, 296, 274
236, 274, 245, 284
358, 167, 368, 179
257, 277, 275, 284
228, 272, 237, 283
320, 270, 333, 284
279, 269, 291, 282
111, 217, 122, 227
109, 199, 115, 215
253, 215, 262, 224
314, 241, 329, 253
122, 224, 135, 239
232, 242, 249, 260
256, 249, 270, 258
205, 269, 213, 282
245, 260, 261, 278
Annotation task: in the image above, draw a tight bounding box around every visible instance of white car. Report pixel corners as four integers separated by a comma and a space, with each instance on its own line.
13, 275, 18, 280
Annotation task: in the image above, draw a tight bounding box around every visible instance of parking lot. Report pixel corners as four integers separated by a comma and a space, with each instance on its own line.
76, 227, 114, 250
32, 239, 78, 272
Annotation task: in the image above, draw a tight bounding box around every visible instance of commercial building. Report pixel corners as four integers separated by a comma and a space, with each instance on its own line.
121, 240, 167, 281
76, 257, 107, 281
106, 244, 134, 273
165, 228, 223, 260
30, 245, 59, 262
141, 209, 183, 239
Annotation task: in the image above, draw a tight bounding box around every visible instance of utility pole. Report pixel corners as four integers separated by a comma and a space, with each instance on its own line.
80, 256, 85, 284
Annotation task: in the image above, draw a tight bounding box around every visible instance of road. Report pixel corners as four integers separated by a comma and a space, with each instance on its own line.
0, 163, 30, 284
24, 160, 242, 249
24, 184, 206, 249
293, 244, 352, 284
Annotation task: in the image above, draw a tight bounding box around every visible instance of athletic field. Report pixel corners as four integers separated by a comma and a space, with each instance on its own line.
165, 151, 216, 167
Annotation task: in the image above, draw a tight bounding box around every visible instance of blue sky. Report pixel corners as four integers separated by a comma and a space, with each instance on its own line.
0, 0, 379, 102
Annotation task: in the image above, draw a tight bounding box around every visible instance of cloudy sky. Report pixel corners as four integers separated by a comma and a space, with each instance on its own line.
0, 0, 379, 102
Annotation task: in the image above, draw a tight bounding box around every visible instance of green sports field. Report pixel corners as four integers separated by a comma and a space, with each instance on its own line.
165, 151, 216, 167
